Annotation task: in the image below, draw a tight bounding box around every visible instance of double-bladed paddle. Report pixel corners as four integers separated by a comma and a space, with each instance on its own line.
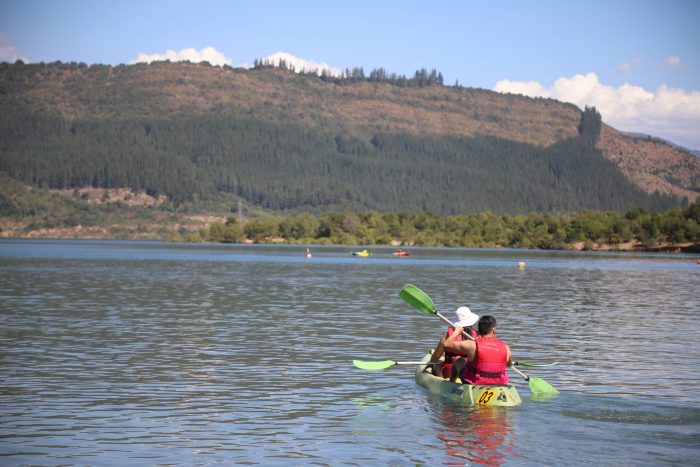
398, 283, 559, 396
353, 359, 555, 371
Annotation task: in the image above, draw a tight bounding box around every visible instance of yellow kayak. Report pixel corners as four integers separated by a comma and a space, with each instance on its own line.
415, 353, 522, 406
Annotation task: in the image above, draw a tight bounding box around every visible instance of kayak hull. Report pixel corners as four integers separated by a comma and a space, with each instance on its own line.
415, 353, 522, 406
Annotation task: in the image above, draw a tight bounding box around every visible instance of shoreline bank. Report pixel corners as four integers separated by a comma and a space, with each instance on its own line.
2, 229, 698, 254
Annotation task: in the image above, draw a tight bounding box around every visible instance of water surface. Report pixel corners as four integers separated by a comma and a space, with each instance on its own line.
1, 240, 699, 465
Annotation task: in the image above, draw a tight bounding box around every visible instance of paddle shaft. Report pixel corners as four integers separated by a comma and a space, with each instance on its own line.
435, 311, 475, 341
353, 359, 441, 370
513, 361, 558, 368
396, 361, 440, 366
510, 365, 530, 381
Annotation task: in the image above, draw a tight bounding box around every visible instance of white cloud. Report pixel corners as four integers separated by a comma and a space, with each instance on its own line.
494, 73, 700, 149
616, 58, 641, 73
259, 51, 341, 77
131, 46, 232, 66
492, 79, 545, 97
0, 32, 28, 62
665, 55, 681, 69
129, 48, 340, 79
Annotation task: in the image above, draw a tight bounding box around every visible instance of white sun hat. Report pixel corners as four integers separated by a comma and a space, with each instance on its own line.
454, 306, 479, 327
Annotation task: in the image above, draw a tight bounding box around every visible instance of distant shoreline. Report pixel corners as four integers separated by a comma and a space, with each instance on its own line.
2, 230, 699, 254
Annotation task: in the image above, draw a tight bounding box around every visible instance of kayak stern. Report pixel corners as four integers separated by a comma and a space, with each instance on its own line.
415, 354, 522, 407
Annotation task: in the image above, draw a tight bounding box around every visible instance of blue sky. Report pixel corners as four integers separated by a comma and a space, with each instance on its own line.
1, 0, 699, 148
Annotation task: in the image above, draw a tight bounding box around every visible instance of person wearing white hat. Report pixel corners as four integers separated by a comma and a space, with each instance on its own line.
427, 306, 480, 379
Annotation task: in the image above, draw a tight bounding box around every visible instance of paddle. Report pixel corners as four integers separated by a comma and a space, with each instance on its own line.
399, 284, 559, 396
353, 359, 438, 370
509, 365, 559, 394
513, 361, 558, 368
354, 358, 555, 370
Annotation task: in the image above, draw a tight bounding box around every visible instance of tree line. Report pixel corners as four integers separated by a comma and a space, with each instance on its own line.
200, 202, 700, 250
251, 58, 445, 87
0, 106, 682, 216
3, 164, 697, 249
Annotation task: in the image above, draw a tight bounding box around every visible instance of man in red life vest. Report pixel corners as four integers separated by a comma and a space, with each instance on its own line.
444, 315, 512, 385
427, 306, 480, 378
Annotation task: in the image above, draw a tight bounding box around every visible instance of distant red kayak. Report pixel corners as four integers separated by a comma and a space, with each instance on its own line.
393, 249, 411, 257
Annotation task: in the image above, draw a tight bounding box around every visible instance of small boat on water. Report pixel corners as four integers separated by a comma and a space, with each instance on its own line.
415, 353, 522, 407
351, 249, 371, 257
393, 249, 411, 257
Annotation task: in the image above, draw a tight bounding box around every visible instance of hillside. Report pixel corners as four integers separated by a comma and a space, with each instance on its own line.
1, 60, 698, 219
0, 61, 581, 145
598, 125, 700, 202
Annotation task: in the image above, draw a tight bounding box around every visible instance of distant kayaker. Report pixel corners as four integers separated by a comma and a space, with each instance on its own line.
427, 306, 480, 378
444, 315, 512, 385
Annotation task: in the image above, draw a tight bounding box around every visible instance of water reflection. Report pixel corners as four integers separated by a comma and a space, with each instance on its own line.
434, 404, 514, 466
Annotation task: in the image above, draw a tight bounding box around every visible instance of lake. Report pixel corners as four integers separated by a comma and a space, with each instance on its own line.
1, 239, 699, 466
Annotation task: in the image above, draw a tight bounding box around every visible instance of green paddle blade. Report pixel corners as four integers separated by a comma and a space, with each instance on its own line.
514, 361, 559, 368
399, 284, 436, 315
528, 377, 560, 395
353, 359, 396, 370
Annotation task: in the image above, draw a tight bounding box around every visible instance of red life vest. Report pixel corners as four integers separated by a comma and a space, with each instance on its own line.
441, 327, 478, 379
461, 336, 509, 385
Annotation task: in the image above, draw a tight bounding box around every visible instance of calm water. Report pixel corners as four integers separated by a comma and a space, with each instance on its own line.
1, 239, 699, 466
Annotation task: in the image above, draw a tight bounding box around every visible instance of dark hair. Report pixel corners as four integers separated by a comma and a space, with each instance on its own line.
478, 315, 497, 335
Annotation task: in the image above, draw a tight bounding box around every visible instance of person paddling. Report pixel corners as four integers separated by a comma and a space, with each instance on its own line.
427, 306, 479, 378
444, 315, 512, 385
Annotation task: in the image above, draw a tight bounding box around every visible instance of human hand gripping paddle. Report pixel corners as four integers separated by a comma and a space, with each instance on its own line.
398, 284, 559, 396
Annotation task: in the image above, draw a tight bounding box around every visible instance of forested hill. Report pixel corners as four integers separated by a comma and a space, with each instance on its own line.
0, 60, 697, 215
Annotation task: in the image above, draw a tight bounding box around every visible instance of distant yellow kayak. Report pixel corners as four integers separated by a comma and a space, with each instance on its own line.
351, 249, 370, 257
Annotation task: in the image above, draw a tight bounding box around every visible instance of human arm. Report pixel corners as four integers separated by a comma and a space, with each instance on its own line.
505, 344, 513, 367
428, 331, 448, 364
444, 326, 476, 356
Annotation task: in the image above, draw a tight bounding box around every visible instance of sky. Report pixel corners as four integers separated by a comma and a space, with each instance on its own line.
1, 0, 699, 149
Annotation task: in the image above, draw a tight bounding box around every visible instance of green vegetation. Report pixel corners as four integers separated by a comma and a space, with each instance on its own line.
0, 105, 680, 215
1, 61, 696, 247
254, 57, 446, 87
0, 171, 236, 239
3, 169, 697, 250
201, 202, 700, 250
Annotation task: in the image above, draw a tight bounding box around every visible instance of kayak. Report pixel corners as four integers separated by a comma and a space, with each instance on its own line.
393, 250, 411, 256
352, 249, 370, 257
415, 353, 522, 406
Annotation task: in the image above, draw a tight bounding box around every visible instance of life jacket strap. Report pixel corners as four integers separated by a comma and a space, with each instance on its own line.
477, 370, 502, 379
466, 361, 501, 379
